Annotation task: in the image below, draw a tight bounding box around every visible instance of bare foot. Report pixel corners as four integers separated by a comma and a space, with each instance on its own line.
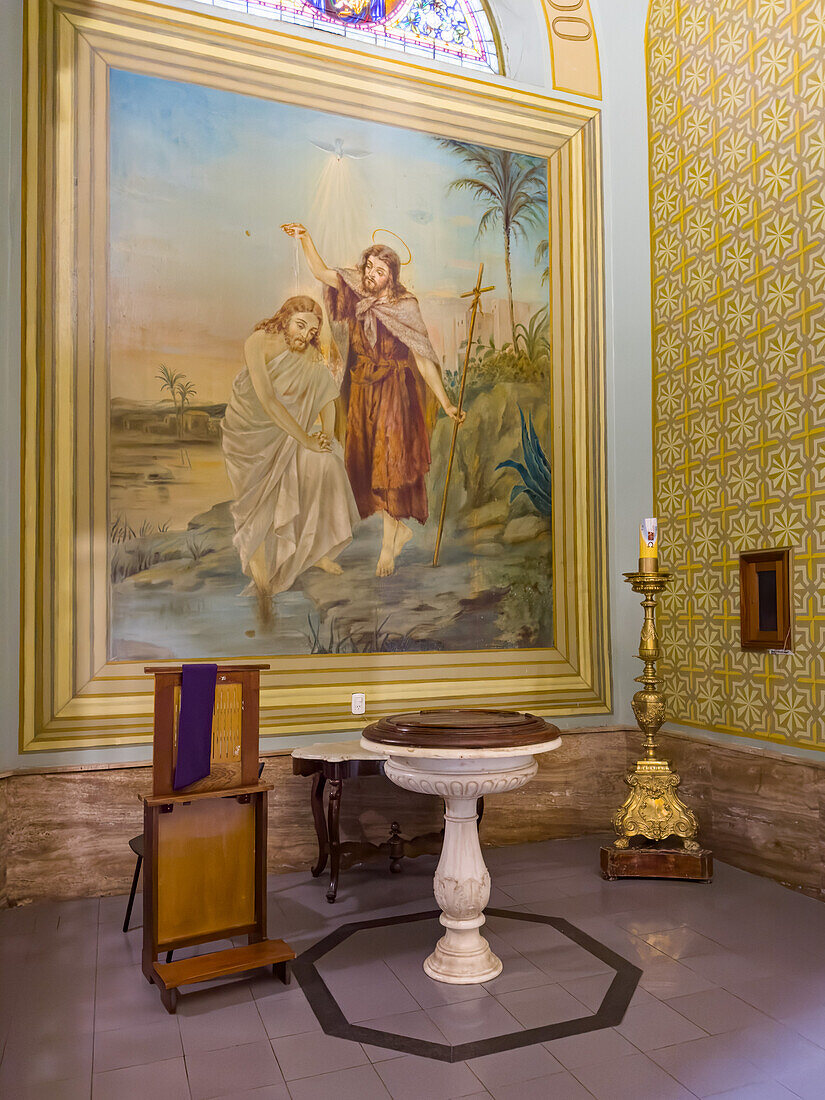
316, 555, 343, 575
255, 586, 274, 626
393, 521, 413, 557
376, 545, 395, 577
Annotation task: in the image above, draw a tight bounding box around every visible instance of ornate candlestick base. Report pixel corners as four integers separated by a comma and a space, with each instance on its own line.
612, 758, 700, 851
603, 565, 712, 882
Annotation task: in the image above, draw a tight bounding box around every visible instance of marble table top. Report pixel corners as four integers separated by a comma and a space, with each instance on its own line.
291, 740, 385, 763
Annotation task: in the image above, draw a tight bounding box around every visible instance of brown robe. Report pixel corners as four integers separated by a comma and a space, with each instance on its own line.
325, 271, 439, 525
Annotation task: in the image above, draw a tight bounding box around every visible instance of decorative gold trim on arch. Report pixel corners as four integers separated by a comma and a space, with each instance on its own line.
20, 0, 609, 751
542, 0, 602, 102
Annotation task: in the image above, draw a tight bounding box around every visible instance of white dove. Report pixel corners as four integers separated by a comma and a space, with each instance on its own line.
310, 138, 372, 163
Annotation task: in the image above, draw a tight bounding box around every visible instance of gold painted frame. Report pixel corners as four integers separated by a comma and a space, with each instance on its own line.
21, 0, 609, 751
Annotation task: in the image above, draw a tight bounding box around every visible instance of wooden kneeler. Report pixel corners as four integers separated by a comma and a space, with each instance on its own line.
141, 663, 295, 1013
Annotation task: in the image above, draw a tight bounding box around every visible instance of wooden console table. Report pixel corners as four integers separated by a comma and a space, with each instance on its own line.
292, 740, 483, 903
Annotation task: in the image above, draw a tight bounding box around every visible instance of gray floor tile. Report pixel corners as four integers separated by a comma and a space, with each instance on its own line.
468, 1044, 564, 1088
317, 959, 420, 1023
286, 1062, 391, 1100
570, 1050, 696, 1100
522, 942, 614, 983
204, 1087, 290, 1100
373, 1053, 483, 1099
771, 1050, 825, 1099
359, 1007, 450, 1044
480, 953, 550, 995
255, 987, 322, 1038
666, 989, 773, 1035
704, 1084, 799, 1098
385, 954, 490, 1009
14, 835, 825, 1100
558, 971, 654, 1012
7, 1076, 93, 1100
780, 1004, 825, 1047
92, 1056, 190, 1100
494, 982, 592, 1028
681, 952, 778, 986
650, 1036, 768, 1097
636, 955, 717, 999
271, 1030, 367, 1081
425, 996, 522, 1043
484, 916, 570, 953
724, 975, 825, 1022
615, 911, 685, 936
362, 1042, 406, 1063
179, 999, 268, 1054
93, 1019, 183, 1072
615, 1001, 707, 1050
486, 1070, 594, 1099
0, 1026, 93, 1091
544, 1026, 638, 1068
641, 924, 724, 959
186, 1040, 284, 1100
713, 1020, 825, 1075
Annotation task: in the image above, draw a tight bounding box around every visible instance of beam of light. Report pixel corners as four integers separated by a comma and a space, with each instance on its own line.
310, 155, 370, 269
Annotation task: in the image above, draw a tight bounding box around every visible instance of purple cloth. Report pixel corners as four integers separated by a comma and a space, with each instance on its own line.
173, 663, 218, 790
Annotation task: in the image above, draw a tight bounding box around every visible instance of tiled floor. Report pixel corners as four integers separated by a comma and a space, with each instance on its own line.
3, 835, 825, 1098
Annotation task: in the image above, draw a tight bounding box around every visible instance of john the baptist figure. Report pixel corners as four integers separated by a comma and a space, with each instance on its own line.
282, 224, 463, 576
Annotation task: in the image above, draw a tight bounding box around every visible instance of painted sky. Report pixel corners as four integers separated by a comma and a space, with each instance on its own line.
109, 69, 548, 403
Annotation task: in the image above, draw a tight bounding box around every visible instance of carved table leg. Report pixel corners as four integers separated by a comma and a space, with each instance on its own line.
388, 822, 404, 873
326, 778, 343, 904
310, 773, 328, 877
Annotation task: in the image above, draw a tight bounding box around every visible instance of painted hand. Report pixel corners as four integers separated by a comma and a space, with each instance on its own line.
281, 223, 307, 239
304, 431, 332, 453
445, 405, 466, 424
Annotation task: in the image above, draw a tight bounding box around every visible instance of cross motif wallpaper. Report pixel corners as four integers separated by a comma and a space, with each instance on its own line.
648, 0, 825, 747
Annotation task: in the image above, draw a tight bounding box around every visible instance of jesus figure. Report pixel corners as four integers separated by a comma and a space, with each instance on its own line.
282, 223, 463, 577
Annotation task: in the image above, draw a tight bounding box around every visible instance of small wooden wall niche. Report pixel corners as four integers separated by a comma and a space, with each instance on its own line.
739, 550, 792, 652
142, 663, 294, 1013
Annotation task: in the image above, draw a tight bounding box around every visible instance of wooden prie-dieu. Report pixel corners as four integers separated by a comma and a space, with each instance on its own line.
141, 663, 294, 1013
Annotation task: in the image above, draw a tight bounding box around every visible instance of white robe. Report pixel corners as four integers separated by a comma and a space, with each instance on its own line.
222, 348, 359, 595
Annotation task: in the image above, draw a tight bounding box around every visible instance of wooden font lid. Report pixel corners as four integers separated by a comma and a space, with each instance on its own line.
363, 708, 560, 750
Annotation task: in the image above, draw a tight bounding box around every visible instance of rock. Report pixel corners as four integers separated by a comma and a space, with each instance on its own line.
428, 382, 550, 521
189, 500, 234, 531
464, 499, 509, 530
503, 515, 548, 544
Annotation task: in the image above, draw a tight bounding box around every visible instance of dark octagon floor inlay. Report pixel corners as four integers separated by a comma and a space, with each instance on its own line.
292, 908, 643, 1063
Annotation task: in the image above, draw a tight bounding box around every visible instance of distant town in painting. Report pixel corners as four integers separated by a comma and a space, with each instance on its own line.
108, 69, 553, 659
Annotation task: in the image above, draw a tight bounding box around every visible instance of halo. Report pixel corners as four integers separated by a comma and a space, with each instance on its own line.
371, 228, 412, 266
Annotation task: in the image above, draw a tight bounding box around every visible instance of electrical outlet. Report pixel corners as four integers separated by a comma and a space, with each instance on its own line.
351, 692, 366, 716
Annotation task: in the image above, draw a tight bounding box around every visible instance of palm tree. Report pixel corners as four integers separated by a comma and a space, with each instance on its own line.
441, 140, 548, 342
156, 364, 184, 431
175, 379, 198, 440
535, 238, 550, 287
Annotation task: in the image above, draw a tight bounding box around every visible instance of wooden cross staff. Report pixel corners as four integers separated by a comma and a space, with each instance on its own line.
432, 263, 495, 568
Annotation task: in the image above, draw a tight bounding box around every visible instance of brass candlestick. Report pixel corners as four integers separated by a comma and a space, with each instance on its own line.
612, 562, 700, 851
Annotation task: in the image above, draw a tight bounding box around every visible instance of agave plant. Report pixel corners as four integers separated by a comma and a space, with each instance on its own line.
495, 406, 551, 516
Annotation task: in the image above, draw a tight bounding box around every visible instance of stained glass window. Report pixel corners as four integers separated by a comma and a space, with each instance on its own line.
207, 0, 501, 73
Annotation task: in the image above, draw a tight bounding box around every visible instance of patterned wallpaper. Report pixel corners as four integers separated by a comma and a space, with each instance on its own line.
647, 0, 825, 747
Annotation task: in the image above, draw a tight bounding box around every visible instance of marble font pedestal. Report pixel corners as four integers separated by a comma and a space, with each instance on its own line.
361, 742, 560, 984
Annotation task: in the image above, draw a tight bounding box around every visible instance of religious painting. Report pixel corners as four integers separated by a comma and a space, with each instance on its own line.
21, 0, 607, 750
108, 70, 553, 660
